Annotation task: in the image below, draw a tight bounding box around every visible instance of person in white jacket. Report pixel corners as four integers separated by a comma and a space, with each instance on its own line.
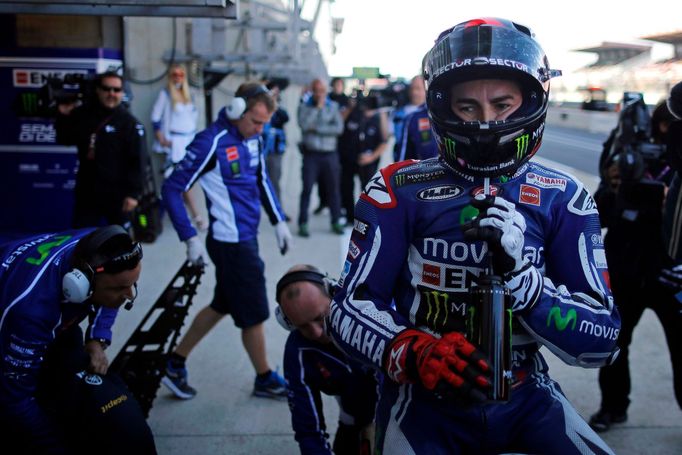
151, 63, 206, 231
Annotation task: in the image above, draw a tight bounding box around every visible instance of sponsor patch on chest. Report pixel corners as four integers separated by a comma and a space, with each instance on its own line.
519, 184, 541, 206
526, 172, 566, 191
416, 184, 464, 201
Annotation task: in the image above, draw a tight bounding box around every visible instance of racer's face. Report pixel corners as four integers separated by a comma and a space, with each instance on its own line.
96, 76, 124, 110
280, 281, 331, 344
91, 262, 141, 309
450, 79, 523, 122
236, 101, 273, 138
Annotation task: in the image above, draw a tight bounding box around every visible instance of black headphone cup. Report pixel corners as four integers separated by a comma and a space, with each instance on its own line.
275, 270, 329, 303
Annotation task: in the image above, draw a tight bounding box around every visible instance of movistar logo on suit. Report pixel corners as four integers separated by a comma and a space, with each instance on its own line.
546, 306, 577, 331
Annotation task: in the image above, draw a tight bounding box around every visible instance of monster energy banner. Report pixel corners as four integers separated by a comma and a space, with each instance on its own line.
0, 48, 122, 234
415, 285, 471, 334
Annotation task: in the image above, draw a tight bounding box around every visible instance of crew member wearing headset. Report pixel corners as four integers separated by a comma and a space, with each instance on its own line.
276, 265, 378, 455
0, 225, 155, 454
161, 82, 293, 400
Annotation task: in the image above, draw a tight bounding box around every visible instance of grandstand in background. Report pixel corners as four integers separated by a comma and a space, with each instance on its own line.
552, 29, 682, 107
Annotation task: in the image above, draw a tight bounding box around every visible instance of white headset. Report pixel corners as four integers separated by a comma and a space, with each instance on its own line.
274, 269, 338, 331
62, 225, 139, 304
275, 305, 297, 331
225, 84, 270, 120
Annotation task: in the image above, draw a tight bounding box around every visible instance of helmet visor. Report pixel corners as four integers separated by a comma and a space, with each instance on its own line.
424, 23, 552, 90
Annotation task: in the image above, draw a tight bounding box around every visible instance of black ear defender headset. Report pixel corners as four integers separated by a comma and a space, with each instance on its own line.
62, 225, 143, 306
274, 268, 338, 331
225, 84, 270, 120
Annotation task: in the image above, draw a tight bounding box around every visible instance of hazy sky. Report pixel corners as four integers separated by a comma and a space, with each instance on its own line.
325, 0, 681, 79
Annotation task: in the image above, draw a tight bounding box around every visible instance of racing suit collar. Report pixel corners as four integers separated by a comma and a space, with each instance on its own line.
443, 158, 529, 184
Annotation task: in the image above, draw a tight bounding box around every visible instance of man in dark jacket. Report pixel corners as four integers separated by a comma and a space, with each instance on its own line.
56, 71, 147, 228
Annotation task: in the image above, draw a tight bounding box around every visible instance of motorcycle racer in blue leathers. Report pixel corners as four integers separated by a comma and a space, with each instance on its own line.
329, 18, 619, 455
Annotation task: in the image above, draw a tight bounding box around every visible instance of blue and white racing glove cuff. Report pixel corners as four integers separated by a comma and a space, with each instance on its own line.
504, 262, 543, 313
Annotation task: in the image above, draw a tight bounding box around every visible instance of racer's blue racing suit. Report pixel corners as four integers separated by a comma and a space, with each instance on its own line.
0, 230, 136, 452
283, 330, 378, 454
162, 107, 286, 243
330, 158, 620, 454
395, 106, 438, 162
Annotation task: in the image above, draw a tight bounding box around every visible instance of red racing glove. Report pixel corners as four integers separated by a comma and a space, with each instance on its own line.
384, 329, 492, 402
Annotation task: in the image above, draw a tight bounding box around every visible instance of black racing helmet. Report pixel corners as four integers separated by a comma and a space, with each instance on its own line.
422, 18, 562, 177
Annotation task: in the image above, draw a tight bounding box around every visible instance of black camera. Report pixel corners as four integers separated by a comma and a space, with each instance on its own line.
603, 92, 666, 182
366, 81, 410, 110
12, 73, 96, 118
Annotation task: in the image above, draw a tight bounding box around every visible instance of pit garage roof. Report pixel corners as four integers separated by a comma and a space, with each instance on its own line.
641, 30, 682, 45
574, 41, 651, 66
0, 0, 238, 18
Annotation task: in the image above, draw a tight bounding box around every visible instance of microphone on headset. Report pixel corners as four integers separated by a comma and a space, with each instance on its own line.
123, 283, 138, 311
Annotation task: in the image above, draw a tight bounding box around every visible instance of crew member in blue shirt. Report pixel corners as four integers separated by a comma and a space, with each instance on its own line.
161, 82, 293, 401
395, 104, 438, 162
0, 225, 155, 454
276, 265, 378, 454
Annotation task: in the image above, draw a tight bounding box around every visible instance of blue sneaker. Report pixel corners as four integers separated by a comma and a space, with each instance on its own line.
253, 370, 288, 400
162, 361, 197, 400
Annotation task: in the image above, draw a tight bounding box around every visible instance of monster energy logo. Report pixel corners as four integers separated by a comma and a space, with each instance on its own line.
26, 235, 72, 266
515, 134, 529, 159
422, 290, 450, 329
443, 137, 456, 160
467, 306, 476, 340
138, 214, 148, 228
546, 306, 577, 331
22, 93, 38, 115
394, 174, 406, 186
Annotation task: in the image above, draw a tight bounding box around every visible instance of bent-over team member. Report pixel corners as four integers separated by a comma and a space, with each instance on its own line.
276, 265, 378, 454
161, 82, 293, 400
330, 18, 620, 454
0, 226, 155, 454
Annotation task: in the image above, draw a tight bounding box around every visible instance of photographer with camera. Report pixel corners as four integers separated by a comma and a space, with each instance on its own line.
338, 94, 389, 223
662, 81, 682, 262
590, 93, 682, 432
56, 71, 148, 229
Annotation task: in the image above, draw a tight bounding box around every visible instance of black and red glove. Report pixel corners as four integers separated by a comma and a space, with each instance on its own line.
384, 329, 492, 402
